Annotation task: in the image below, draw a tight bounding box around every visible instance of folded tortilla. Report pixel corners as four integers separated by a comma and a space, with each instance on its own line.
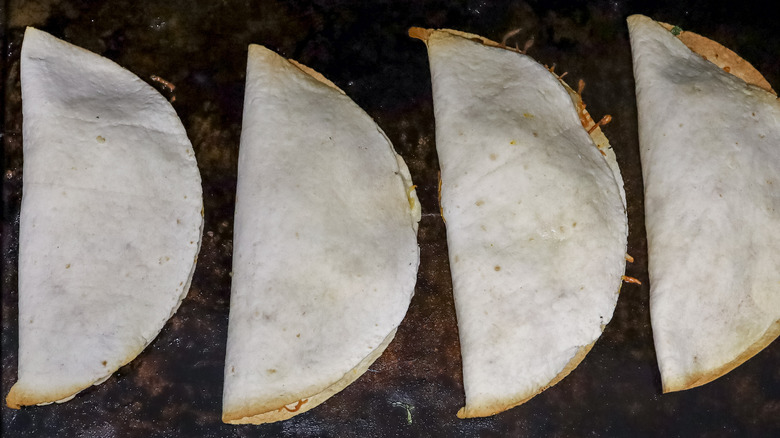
222, 45, 420, 424
411, 28, 628, 418
7, 28, 203, 408
628, 14, 780, 392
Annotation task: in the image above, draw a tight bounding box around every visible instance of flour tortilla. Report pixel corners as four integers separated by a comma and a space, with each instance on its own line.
628, 14, 780, 393
412, 28, 627, 418
6, 28, 203, 408
222, 44, 420, 424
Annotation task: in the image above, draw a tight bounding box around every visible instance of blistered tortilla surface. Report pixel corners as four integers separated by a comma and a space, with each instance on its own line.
222, 45, 420, 424
7, 28, 203, 408
420, 29, 627, 417
628, 14, 780, 392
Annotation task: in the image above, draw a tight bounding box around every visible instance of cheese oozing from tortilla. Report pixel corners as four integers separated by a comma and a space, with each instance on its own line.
628, 14, 780, 392
222, 45, 420, 424
413, 28, 627, 418
7, 28, 203, 408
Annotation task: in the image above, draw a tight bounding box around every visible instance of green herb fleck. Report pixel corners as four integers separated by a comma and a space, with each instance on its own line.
670, 26, 683, 36
391, 401, 414, 425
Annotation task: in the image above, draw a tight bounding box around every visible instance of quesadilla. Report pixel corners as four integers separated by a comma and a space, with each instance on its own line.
411, 28, 628, 418
222, 45, 420, 424
628, 14, 780, 392
6, 28, 203, 408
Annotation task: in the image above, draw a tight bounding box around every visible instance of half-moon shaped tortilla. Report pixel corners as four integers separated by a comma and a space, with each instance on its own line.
411, 28, 628, 418
221, 45, 420, 424
628, 14, 780, 393
6, 28, 203, 408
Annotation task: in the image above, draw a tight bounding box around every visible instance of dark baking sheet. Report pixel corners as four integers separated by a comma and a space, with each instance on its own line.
2, 1, 779, 436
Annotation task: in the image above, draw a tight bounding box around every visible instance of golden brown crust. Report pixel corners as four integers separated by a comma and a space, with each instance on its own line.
408, 27, 432, 42
410, 27, 520, 52
454, 278, 618, 418
663, 319, 780, 393
437, 172, 445, 223
457, 341, 597, 418
5, 385, 82, 410
287, 59, 346, 94
6, 341, 149, 409
223, 396, 314, 424
223, 328, 398, 424
7, 242, 202, 410
657, 22, 776, 95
